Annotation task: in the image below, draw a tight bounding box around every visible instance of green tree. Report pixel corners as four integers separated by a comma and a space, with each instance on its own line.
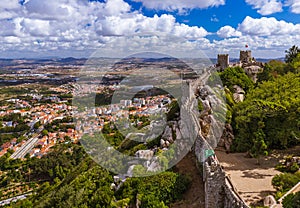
166, 100, 180, 121
290, 53, 300, 73
219, 66, 254, 93
250, 129, 268, 165
34, 121, 41, 129
41, 129, 48, 136
257, 60, 286, 82
285, 45, 300, 63
232, 73, 300, 152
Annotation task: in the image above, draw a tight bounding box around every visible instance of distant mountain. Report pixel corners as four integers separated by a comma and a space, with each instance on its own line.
115, 57, 179, 64
0, 57, 286, 70
256, 57, 285, 62
56, 57, 87, 63
0, 57, 88, 69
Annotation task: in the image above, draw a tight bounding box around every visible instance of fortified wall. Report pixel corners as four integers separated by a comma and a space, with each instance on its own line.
184, 76, 249, 208
194, 134, 249, 208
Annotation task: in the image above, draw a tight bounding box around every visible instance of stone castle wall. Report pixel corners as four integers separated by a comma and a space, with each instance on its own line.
194, 133, 249, 208
185, 79, 249, 208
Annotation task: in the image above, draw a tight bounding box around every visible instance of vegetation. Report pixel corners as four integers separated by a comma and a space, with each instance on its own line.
221, 46, 300, 155
116, 172, 190, 207
231, 72, 300, 152
166, 100, 180, 121
275, 155, 300, 173
282, 192, 300, 208
0, 143, 87, 202
95, 88, 114, 106
3, 142, 189, 208
272, 172, 300, 199
2, 46, 300, 207
3, 88, 186, 207
0, 113, 30, 146
285, 45, 300, 63
43, 116, 74, 133
219, 66, 254, 92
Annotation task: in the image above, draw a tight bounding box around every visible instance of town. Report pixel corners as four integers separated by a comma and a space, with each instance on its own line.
0, 86, 172, 159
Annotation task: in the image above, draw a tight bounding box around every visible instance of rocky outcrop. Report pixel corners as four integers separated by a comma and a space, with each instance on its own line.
197, 85, 227, 149
135, 149, 154, 160
243, 62, 264, 83
218, 123, 234, 153
160, 124, 174, 148
232, 85, 245, 103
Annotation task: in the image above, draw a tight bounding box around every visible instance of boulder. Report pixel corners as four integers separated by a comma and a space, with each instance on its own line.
233, 85, 245, 103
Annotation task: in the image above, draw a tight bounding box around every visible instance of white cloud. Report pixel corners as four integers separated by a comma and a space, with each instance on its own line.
90, 35, 213, 59
104, 0, 131, 16
211, 17, 219, 22
96, 14, 208, 38
21, 18, 51, 36
245, 0, 283, 15
0, 0, 21, 20
286, 0, 300, 14
0, 0, 20, 9
4, 36, 21, 44
237, 16, 300, 36
0, 20, 18, 36
27, 1, 79, 23
0, 10, 18, 19
213, 16, 300, 58
212, 34, 300, 58
173, 24, 208, 39
0, 0, 210, 58
132, 0, 225, 12
217, 26, 242, 38
0, 0, 299, 59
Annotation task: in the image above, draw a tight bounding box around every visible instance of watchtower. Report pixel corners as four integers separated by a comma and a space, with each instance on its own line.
240, 50, 252, 63
217, 54, 229, 70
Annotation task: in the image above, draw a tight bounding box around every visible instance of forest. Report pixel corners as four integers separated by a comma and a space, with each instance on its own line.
2, 143, 190, 208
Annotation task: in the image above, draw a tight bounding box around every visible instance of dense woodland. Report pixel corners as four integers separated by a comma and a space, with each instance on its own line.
2, 143, 190, 208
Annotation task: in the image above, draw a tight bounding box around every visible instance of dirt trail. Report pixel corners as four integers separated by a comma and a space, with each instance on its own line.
171, 152, 205, 208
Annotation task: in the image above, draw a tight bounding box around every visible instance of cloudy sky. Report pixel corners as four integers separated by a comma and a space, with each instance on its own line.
0, 0, 299, 59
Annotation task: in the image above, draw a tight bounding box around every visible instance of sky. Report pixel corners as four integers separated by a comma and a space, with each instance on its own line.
0, 0, 300, 59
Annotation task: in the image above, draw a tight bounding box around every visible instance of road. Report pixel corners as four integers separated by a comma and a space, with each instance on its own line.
0, 193, 31, 206
10, 125, 45, 159
10, 136, 39, 159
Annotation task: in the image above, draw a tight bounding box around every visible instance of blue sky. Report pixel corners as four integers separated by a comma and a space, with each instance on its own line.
0, 0, 299, 59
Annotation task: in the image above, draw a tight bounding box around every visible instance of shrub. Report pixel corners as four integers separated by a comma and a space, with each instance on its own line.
282, 192, 300, 208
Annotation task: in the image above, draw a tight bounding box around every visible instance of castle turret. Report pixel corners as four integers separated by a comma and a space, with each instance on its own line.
239, 50, 252, 63
217, 54, 229, 71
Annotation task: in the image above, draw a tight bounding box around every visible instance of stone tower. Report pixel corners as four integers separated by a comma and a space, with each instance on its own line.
240, 50, 252, 63
217, 54, 229, 70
